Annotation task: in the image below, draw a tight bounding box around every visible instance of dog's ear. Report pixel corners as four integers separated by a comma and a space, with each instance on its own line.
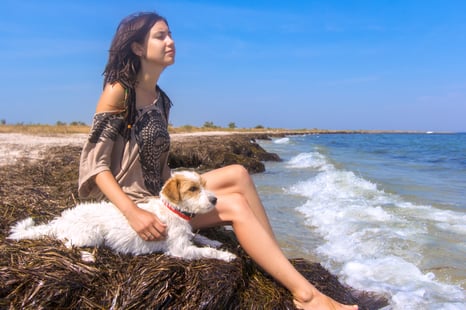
164, 177, 181, 204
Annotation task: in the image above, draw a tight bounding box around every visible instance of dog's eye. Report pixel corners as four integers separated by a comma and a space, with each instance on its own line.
189, 186, 198, 192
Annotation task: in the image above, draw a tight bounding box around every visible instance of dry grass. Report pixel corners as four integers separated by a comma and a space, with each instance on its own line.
0, 124, 259, 135
0, 124, 91, 135
0, 124, 325, 135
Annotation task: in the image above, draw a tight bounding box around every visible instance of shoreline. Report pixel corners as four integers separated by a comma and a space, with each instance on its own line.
0, 129, 456, 167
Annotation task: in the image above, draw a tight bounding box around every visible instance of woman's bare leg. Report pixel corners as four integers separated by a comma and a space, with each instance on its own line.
197, 165, 275, 237
191, 165, 357, 310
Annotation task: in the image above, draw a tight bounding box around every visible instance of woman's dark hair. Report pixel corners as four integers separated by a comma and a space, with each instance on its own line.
103, 12, 168, 139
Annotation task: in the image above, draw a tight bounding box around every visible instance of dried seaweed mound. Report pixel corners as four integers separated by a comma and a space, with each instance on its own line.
169, 135, 281, 174
0, 144, 388, 309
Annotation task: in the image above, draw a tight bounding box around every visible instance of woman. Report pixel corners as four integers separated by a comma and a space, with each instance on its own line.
78, 12, 357, 310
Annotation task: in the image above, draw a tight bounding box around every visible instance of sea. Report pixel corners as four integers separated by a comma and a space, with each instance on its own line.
252, 133, 466, 310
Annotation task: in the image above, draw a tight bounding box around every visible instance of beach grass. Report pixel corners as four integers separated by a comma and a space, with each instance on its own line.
0, 124, 320, 135
2, 123, 384, 136
0, 124, 91, 134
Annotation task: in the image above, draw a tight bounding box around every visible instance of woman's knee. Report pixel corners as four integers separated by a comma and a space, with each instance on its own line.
226, 164, 253, 185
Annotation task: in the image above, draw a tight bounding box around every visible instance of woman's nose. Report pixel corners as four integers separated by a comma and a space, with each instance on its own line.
166, 36, 175, 46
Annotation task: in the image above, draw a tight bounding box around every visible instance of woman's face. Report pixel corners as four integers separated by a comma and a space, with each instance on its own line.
137, 20, 175, 67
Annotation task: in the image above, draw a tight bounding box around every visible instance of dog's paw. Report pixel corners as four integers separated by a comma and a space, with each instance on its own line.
216, 250, 237, 262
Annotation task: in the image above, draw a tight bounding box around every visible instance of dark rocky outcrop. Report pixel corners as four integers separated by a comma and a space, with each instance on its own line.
169, 134, 281, 173
0, 135, 388, 309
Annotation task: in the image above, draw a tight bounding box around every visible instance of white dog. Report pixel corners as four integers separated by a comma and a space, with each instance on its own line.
8, 171, 236, 262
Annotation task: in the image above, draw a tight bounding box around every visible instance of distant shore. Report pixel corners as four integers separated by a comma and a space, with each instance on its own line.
0, 123, 441, 135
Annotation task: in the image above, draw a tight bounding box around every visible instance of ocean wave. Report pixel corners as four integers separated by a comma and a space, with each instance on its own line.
273, 137, 290, 144
286, 151, 331, 170
285, 150, 466, 309
342, 257, 465, 310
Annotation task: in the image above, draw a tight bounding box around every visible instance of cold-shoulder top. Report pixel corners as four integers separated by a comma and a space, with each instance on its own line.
78, 87, 172, 203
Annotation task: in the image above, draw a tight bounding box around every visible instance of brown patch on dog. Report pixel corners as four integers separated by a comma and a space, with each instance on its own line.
178, 177, 202, 201
162, 176, 181, 204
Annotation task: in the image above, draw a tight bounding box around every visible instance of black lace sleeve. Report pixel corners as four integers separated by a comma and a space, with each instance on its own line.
88, 112, 125, 143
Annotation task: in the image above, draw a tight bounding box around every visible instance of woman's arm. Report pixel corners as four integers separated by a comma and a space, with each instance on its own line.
91, 82, 167, 240
96, 82, 126, 113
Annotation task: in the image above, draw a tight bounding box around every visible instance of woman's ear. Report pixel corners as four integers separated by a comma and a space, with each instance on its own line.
130, 42, 144, 57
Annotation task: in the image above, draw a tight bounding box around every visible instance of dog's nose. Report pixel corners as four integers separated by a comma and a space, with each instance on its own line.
210, 196, 217, 205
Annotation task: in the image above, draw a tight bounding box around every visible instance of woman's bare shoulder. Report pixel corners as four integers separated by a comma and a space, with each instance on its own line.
96, 82, 126, 113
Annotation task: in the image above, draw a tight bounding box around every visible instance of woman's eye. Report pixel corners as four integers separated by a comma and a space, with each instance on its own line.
154, 31, 171, 40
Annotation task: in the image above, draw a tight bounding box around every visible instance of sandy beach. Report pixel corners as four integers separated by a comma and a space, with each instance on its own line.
0, 131, 241, 166
0, 133, 87, 166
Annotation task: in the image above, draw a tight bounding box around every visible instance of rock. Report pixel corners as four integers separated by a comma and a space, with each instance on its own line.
169, 134, 281, 173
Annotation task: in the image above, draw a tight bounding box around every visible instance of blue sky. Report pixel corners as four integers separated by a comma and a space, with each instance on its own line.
1, 0, 465, 131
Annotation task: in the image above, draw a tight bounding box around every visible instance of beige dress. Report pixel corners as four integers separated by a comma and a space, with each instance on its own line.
78, 87, 172, 203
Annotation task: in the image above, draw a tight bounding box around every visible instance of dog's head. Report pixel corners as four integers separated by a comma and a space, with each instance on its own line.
160, 171, 217, 217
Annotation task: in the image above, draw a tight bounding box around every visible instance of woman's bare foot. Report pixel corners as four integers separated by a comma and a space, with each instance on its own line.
293, 289, 358, 310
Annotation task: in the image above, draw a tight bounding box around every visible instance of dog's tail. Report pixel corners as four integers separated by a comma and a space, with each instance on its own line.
7, 217, 53, 241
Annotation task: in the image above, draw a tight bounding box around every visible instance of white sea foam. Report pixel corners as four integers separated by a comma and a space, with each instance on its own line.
286, 151, 331, 170
273, 137, 290, 144
285, 150, 466, 309
343, 257, 465, 310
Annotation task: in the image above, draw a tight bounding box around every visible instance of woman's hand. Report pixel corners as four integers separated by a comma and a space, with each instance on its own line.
94, 171, 167, 241
124, 206, 167, 241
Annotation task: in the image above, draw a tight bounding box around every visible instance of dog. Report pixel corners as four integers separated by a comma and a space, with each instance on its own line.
8, 171, 236, 262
